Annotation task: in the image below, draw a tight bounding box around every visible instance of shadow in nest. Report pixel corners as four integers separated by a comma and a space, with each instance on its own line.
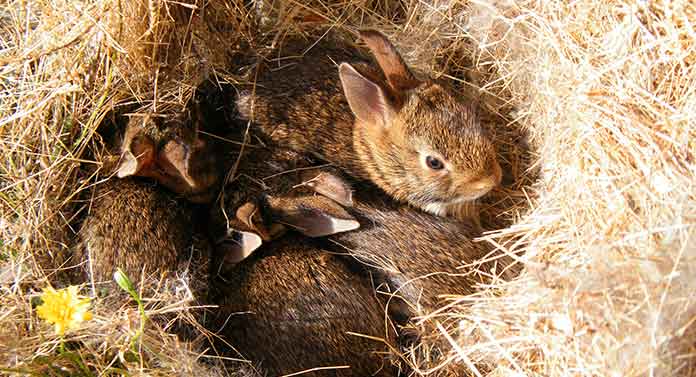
441, 45, 540, 233
478, 104, 538, 232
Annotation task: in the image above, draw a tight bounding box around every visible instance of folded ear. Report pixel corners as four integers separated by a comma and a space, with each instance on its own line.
359, 29, 420, 92
299, 171, 354, 207
216, 228, 263, 265
235, 202, 260, 232
235, 201, 287, 241
116, 129, 155, 178
339, 63, 394, 128
268, 195, 360, 237
159, 139, 198, 189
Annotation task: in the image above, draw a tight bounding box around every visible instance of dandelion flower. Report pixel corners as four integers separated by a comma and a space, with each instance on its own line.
36, 286, 93, 335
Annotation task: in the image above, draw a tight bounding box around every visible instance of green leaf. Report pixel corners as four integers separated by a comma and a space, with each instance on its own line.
113, 268, 147, 351
113, 268, 136, 299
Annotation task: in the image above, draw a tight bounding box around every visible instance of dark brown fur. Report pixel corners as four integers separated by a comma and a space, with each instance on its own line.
212, 236, 397, 377
237, 31, 501, 219
328, 185, 500, 315
75, 178, 209, 290
74, 177, 218, 355
209, 145, 399, 376
73, 81, 234, 290
265, 173, 505, 319
265, 174, 510, 375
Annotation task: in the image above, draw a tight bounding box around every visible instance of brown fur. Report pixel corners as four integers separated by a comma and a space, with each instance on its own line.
74, 177, 215, 351
264, 172, 506, 318
329, 185, 501, 315
236, 31, 502, 219
74, 81, 230, 285
264, 175, 511, 374
209, 145, 399, 376
212, 236, 398, 377
75, 178, 209, 289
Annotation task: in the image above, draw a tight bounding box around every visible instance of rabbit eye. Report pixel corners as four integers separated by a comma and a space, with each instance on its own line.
425, 155, 444, 170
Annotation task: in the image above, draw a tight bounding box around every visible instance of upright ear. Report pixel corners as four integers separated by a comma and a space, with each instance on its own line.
216, 228, 263, 265
299, 171, 354, 207
159, 139, 198, 189
359, 29, 421, 92
339, 63, 394, 128
235, 202, 261, 233
268, 195, 360, 237
116, 120, 155, 178
234, 201, 287, 241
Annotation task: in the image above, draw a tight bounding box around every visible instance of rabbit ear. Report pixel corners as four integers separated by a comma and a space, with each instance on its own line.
359, 29, 420, 92
235, 202, 261, 232
158, 139, 199, 189
268, 195, 360, 237
216, 228, 263, 265
116, 125, 155, 178
339, 63, 394, 128
235, 201, 287, 241
300, 171, 354, 207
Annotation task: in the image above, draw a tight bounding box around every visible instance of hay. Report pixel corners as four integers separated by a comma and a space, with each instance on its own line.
1, 0, 252, 374
1, 0, 694, 375
450, 1, 696, 375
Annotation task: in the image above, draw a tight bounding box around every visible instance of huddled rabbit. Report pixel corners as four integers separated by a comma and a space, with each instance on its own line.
74, 81, 231, 288
236, 30, 501, 221
211, 143, 506, 375
209, 144, 398, 376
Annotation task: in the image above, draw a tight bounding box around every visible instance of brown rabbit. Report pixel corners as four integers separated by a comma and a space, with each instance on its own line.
74, 177, 219, 360
236, 30, 502, 220
212, 229, 398, 377
261, 172, 512, 375
75, 177, 210, 294
75, 81, 231, 288
208, 143, 399, 376
266, 172, 505, 318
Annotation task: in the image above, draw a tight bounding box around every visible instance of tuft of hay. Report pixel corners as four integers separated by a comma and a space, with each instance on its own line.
441, 1, 696, 375
1, 0, 694, 376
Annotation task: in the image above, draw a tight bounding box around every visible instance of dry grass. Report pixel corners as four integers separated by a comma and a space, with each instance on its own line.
1, 0, 694, 376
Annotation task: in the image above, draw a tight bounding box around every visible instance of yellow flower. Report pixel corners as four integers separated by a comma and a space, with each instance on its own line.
36, 285, 93, 335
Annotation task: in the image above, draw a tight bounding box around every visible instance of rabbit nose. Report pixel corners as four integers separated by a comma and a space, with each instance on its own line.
470, 178, 496, 192
469, 169, 501, 194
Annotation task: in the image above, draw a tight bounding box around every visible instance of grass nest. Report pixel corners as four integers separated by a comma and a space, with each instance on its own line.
1, 0, 694, 376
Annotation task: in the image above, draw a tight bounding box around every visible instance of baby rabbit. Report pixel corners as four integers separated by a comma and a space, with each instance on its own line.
116, 81, 229, 204
75, 81, 230, 286
212, 231, 398, 377
75, 177, 216, 358
268, 173, 504, 319
236, 30, 502, 219
209, 146, 397, 376
76, 178, 209, 291
263, 173, 511, 375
